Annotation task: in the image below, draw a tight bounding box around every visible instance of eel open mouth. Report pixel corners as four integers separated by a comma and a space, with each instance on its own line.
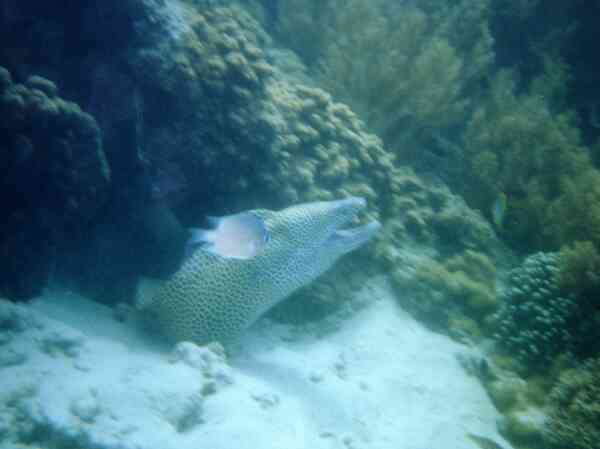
327, 197, 381, 253
330, 221, 381, 253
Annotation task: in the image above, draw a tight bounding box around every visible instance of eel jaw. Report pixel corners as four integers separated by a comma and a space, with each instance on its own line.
326, 197, 381, 254
329, 220, 381, 254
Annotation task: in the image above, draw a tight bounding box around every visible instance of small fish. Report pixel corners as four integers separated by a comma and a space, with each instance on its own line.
491, 192, 507, 229
188, 212, 269, 260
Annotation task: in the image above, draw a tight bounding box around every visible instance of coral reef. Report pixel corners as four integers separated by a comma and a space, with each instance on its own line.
461, 68, 590, 250
490, 1, 600, 144
554, 239, 600, 360
0, 66, 110, 299
264, 0, 600, 275
460, 349, 559, 448
258, 81, 394, 216
491, 252, 577, 371
545, 358, 600, 449
0, 0, 399, 305
269, 0, 600, 261
136, 3, 395, 222
547, 169, 600, 250
391, 250, 497, 341
0, 0, 507, 320
281, 166, 507, 324
374, 170, 501, 259
138, 198, 379, 345
498, 408, 547, 448
557, 240, 600, 294
0, 0, 198, 301
122, 2, 418, 319
128, 3, 398, 319
272, 0, 493, 173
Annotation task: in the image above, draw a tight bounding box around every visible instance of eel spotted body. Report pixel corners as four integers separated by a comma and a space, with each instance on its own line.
138, 197, 380, 345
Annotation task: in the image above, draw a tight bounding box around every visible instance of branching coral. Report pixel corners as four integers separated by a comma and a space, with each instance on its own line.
492, 252, 577, 371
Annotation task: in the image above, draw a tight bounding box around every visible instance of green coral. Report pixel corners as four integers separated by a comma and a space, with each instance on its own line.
461, 67, 590, 249
446, 251, 498, 315
492, 252, 577, 371
477, 356, 573, 449
486, 378, 523, 413
545, 358, 600, 449
557, 240, 600, 294
547, 169, 600, 250
392, 250, 497, 340
500, 410, 546, 448
554, 239, 600, 358
272, 0, 493, 167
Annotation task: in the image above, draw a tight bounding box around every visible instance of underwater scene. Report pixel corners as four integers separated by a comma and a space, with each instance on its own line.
1, 1, 599, 448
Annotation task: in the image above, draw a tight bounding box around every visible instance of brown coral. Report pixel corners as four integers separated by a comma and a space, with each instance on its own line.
0, 66, 110, 299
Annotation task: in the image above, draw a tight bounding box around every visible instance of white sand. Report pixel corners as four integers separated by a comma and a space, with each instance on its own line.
0, 277, 512, 449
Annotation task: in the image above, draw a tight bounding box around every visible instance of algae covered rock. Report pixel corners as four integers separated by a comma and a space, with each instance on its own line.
381, 173, 505, 341
498, 408, 547, 448
391, 249, 497, 341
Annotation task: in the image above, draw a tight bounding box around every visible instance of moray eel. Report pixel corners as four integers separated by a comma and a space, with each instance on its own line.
137, 197, 380, 345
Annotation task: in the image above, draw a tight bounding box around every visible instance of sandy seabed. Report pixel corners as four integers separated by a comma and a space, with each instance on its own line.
0, 277, 512, 449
